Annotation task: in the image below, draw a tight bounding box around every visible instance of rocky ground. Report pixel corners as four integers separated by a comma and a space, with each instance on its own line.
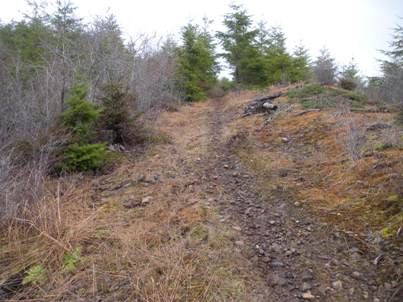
1, 88, 401, 301
194, 95, 402, 301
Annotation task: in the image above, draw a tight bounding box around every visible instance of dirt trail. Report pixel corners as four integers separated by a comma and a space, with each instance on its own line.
191, 96, 400, 302
3, 90, 400, 301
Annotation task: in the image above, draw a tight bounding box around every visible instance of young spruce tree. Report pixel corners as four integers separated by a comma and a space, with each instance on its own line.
177, 22, 218, 101
216, 4, 261, 85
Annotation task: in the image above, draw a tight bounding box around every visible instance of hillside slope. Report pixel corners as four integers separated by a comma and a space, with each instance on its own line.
1, 86, 402, 301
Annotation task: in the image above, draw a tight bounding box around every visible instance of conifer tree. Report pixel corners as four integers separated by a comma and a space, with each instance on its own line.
216, 4, 260, 85
177, 22, 218, 101
291, 42, 311, 82
313, 47, 337, 84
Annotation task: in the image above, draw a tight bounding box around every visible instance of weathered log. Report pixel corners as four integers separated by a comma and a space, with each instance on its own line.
252, 92, 283, 103
243, 92, 282, 117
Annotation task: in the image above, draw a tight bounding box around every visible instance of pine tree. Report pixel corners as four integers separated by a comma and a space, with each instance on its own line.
339, 58, 360, 90
290, 42, 311, 82
313, 47, 337, 85
177, 22, 218, 101
380, 21, 403, 107
263, 26, 294, 84
216, 4, 260, 85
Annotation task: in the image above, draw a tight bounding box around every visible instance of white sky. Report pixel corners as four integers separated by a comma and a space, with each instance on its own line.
0, 0, 402, 77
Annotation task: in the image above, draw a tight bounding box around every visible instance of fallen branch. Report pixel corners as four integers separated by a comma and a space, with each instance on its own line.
350, 108, 389, 113
243, 93, 282, 116
294, 109, 321, 116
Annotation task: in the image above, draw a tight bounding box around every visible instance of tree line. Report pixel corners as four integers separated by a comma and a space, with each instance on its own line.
0, 2, 402, 174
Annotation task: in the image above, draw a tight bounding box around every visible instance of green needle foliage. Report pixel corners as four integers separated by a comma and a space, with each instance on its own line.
60, 85, 102, 142
177, 22, 218, 101
61, 143, 107, 173
217, 4, 311, 87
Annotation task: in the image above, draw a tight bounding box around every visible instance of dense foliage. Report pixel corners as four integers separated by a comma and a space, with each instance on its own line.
216, 4, 311, 87
60, 85, 102, 142
176, 22, 219, 101
59, 143, 107, 173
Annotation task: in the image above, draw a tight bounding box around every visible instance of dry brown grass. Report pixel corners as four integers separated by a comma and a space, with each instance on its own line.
224, 87, 402, 243
1, 98, 266, 301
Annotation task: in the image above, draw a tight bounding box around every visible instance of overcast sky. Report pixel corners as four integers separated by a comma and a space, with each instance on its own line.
1, 0, 402, 77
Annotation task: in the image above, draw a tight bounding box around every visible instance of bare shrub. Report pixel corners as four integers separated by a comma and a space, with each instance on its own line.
382, 127, 402, 148
127, 36, 179, 113
336, 103, 366, 161
207, 85, 226, 98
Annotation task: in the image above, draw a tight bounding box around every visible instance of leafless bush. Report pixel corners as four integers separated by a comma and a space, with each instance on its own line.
382, 127, 402, 148
127, 36, 180, 113
0, 133, 67, 228
336, 103, 366, 161
0, 7, 181, 231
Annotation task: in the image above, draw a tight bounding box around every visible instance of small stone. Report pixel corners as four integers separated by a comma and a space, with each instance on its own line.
374, 298, 380, 302
269, 274, 287, 287
332, 280, 342, 290
122, 198, 141, 209
263, 102, 276, 110
352, 271, 361, 279
245, 207, 253, 216
302, 282, 312, 291
224, 164, 229, 169
302, 291, 315, 300
294, 201, 301, 207
301, 271, 313, 282
232, 225, 242, 231
269, 220, 276, 225
235, 240, 244, 247
141, 196, 153, 204
281, 137, 290, 143
232, 172, 239, 177
271, 260, 284, 267
269, 243, 282, 253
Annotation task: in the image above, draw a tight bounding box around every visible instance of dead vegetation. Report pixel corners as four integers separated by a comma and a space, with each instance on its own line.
1, 84, 402, 301
226, 85, 402, 246
0, 99, 265, 301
